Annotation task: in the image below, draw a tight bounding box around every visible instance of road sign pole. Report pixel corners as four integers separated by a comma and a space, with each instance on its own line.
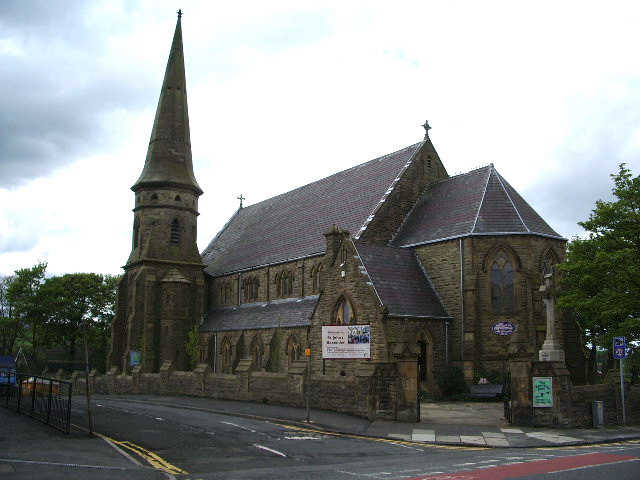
620, 358, 626, 426
305, 347, 311, 423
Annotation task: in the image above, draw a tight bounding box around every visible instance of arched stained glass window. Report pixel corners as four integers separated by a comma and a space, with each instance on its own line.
286, 335, 301, 368
334, 297, 355, 324
251, 337, 263, 369
490, 251, 514, 312
221, 337, 232, 373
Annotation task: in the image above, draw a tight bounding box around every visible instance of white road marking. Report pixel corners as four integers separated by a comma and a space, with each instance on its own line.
220, 421, 256, 433
253, 444, 286, 457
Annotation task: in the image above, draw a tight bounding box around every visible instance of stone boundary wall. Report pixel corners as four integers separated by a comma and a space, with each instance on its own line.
562, 383, 639, 428
61, 362, 403, 422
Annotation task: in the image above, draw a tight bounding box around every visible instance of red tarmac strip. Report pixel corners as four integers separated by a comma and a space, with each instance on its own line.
409, 453, 638, 480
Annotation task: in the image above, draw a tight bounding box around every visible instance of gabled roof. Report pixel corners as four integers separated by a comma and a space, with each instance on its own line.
201, 295, 318, 332
393, 165, 564, 247
355, 242, 449, 319
202, 142, 423, 276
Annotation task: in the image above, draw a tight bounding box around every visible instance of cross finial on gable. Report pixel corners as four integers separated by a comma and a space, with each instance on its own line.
237, 194, 245, 208
177, 9, 183, 19
422, 120, 431, 139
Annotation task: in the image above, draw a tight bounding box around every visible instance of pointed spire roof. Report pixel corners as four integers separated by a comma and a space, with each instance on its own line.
132, 14, 202, 195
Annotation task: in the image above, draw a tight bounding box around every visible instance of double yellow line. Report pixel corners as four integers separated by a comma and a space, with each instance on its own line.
98, 433, 188, 475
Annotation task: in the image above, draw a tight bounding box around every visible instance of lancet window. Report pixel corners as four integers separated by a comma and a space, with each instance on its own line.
275, 270, 294, 298
243, 276, 259, 303
311, 264, 323, 294
490, 251, 514, 313
334, 296, 355, 324
286, 335, 301, 368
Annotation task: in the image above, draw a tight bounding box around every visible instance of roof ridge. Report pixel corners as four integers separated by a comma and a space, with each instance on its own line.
355, 141, 425, 239
471, 165, 493, 233
493, 169, 531, 233
352, 242, 384, 307
238, 142, 424, 211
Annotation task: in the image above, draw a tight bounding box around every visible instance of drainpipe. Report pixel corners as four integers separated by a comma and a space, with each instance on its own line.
459, 238, 465, 359
238, 272, 242, 305
213, 332, 217, 374
445, 320, 449, 366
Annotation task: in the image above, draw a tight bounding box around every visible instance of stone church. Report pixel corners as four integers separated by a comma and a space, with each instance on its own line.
108, 15, 587, 403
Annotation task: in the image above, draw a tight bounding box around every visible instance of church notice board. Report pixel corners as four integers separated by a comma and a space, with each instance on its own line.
532, 377, 553, 407
322, 325, 371, 359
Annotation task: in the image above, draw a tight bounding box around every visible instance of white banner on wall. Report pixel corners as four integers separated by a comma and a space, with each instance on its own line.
322, 325, 371, 359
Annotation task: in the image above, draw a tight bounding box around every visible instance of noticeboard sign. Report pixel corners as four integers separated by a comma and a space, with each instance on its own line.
613, 337, 627, 359
129, 351, 141, 367
533, 377, 553, 407
322, 325, 371, 359
492, 321, 516, 336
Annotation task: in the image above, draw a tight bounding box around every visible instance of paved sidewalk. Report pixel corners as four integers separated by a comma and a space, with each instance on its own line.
98, 394, 640, 448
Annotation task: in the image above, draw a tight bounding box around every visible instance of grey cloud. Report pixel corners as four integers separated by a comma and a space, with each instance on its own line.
0, 1, 155, 188
523, 83, 640, 239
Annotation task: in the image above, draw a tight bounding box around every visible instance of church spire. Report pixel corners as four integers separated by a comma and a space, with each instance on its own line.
132, 12, 202, 195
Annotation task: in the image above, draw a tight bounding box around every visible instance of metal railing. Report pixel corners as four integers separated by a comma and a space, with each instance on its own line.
0, 372, 72, 434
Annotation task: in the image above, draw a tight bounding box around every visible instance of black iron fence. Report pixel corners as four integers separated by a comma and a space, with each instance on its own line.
0, 372, 72, 434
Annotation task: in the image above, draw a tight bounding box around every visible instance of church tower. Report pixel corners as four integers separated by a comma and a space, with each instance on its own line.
108, 12, 205, 373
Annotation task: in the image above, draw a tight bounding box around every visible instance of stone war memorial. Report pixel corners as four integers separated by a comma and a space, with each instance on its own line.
95, 14, 639, 426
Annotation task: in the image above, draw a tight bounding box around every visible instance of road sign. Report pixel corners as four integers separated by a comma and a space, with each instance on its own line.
613, 337, 627, 359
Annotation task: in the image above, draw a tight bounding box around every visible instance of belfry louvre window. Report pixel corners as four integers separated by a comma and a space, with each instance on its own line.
170, 218, 181, 245
334, 297, 355, 324
490, 252, 514, 312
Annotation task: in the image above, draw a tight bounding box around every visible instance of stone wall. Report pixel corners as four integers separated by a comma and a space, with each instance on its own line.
67, 362, 415, 422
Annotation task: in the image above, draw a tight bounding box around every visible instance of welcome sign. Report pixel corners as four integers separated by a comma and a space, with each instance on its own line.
322, 325, 371, 359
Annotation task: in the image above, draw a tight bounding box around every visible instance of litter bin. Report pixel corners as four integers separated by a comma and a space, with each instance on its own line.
592, 400, 604, 428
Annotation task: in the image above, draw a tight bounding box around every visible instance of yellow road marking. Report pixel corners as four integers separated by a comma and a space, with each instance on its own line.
277, 424, 489, 450
96, 433, 188, 475
536, 438, 640, 451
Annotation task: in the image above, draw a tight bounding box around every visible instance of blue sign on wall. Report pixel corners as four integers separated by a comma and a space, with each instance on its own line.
492, 322, 516, 336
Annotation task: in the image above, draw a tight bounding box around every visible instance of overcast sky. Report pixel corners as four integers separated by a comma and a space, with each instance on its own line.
1, 0, 639, 277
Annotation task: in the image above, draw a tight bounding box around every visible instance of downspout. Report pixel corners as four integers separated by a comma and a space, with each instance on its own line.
459, 238, 465, 360
213, 332, 217, 374
238, 272, 242, 305
445, 321, 449, 366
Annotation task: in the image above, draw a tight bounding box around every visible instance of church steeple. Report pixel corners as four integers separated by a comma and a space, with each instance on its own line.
109, 13, 207, 374
132, 13, 202, 195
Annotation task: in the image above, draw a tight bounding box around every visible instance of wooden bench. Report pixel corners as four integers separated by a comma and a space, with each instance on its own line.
464, 384, 503, 401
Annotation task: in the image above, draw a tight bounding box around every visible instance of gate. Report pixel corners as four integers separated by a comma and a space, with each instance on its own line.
1, 372, 72, 434
503, 370, 512, 423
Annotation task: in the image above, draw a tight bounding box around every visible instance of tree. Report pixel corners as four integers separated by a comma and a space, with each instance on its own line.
559, 164, 640, 374
0, 274, 19, 355
5, 262, 48, 361
39, 273, 119, 372
185, 324, 201, 371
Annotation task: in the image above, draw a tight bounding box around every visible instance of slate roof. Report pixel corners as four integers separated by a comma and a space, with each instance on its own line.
355, 242, 449, 319
393, 165, 564, 247
202, 142, 423, 276
201, 295, 318, 332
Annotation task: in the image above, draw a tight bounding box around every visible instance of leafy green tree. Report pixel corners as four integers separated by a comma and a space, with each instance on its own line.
39, 273, 119, 372
0, 274, 19, 356
559, 164, 640, 375
6, 262, 48, 361
185, 324, 201, 371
